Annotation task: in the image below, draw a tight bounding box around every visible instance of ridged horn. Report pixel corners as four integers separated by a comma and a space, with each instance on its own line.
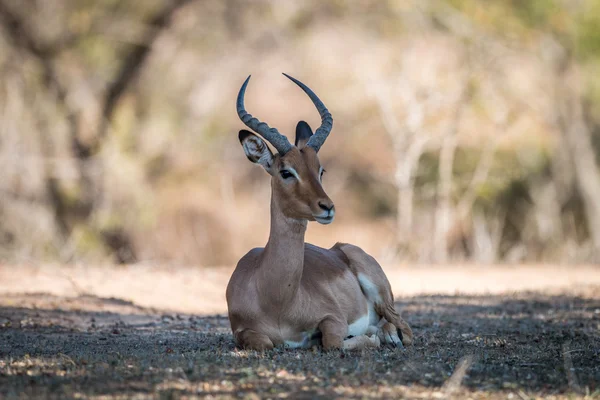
236, 75, 293, 155
282, 73, 333, 152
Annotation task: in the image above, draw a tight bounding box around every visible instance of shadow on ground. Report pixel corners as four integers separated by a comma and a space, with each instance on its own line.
1, 289, 599, 399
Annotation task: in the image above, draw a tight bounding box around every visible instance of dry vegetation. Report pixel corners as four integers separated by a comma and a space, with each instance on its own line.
1, 0, 600, 266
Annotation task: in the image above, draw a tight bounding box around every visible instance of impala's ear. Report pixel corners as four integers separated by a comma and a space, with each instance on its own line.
295, 121, 313, 148
239, 130, 275, 174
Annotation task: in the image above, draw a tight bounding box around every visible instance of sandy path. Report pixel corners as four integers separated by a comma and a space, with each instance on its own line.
1, 263, 598, 314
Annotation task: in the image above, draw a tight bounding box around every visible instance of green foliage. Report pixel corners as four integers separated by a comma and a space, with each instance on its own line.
576, 0, 600, 60
445, 0, 539, 39
507, 0, 560, 28
72, 225, 107, 258
447, 0, 600, 62
414, 145, 550, 210
447, 0, 560, 30
113, 97, 138, 154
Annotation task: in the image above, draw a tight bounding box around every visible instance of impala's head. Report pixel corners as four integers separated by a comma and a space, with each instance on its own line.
236, 74, 335, 224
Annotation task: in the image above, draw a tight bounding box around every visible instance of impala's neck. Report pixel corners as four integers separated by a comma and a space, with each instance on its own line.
258, 187, 307, 304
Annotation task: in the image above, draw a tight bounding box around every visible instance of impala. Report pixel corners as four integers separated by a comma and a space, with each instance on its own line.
226, 74, 413, 351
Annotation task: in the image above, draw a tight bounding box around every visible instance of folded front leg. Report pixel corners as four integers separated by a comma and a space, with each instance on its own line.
343, 334, 380, 350
234, 328, 274, 351
318, 317, 348, 351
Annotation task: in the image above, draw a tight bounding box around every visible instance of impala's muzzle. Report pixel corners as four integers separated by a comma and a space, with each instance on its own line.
313, 200, 335, 224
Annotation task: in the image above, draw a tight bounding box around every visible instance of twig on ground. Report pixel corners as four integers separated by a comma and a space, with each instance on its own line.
58, 353, 76, 367
563, 342, 582, 394
443, 354, 474, 397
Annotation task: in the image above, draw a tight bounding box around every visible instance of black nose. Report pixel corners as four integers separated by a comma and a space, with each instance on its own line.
319, 202, 333, 212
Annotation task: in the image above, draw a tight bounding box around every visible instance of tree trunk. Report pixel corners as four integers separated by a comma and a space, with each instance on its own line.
550, 55, 600, 261
561, 97, 600, 259
434, 134, 457, 263
394, 137, 429, 253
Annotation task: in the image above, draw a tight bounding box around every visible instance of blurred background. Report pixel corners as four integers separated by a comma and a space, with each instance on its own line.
1, 0, 600, 267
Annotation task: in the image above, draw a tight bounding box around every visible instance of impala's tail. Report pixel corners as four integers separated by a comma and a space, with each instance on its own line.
333, 243, 413, 346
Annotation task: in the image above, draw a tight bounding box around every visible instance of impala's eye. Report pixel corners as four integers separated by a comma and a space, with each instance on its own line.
280, 170, 294, 180
320, 168, 326, 180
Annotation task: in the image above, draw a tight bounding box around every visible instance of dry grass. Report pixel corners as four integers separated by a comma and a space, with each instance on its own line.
1, 265, 599, 399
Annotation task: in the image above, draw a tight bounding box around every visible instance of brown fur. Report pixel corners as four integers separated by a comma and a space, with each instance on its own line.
271, 147, 333, 221
226, 135, 413, 350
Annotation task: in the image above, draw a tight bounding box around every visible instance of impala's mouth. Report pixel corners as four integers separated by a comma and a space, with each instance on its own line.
314, 213, 335, 225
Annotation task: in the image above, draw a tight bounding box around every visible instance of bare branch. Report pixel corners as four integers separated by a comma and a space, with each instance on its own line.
433, 74, 471, 263
0, 0, 75, 135
96, 0, 195, 153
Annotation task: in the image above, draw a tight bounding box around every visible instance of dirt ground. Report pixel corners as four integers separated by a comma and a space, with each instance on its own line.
1, 265, 599, 399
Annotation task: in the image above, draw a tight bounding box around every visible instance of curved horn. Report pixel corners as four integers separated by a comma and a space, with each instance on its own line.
282, 73, 333, 152
236, 75, 293, 155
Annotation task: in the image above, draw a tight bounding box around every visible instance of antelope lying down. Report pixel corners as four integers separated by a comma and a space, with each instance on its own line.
226, 74, 413, 351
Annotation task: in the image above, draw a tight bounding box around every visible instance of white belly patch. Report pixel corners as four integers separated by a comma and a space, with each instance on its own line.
348, 280, 379, 337
347, 313, 369, 337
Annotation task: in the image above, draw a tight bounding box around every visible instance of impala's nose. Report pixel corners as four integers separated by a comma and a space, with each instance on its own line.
314, 199, 335, 224
318, 201, 334, 212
